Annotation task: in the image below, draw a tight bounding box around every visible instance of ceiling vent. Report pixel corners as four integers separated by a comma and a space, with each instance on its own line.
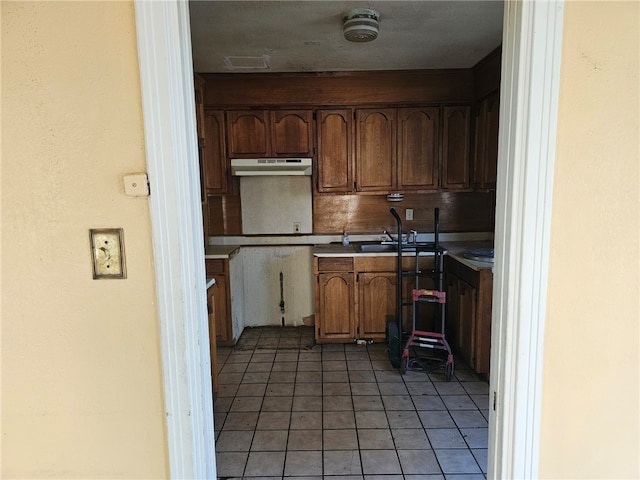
343, 8, 380, 43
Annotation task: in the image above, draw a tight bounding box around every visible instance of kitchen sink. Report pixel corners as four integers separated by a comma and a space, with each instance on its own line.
354, 241, 445, 254
354, 243, 397, 253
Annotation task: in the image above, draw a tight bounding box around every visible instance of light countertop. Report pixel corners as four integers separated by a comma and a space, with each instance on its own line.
313, 240, 494, 271
204, 245, 240, 259
204, 238, 494, 271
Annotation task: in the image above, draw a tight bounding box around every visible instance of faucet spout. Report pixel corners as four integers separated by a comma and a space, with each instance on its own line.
383, 229, 396, 242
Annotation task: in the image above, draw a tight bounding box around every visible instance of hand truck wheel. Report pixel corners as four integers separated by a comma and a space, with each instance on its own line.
386, 320, 402, 368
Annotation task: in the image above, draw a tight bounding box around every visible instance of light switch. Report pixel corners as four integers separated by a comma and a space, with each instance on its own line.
123, 173, 149, 196
90, 228, 126, 279
406, 208, 414, 221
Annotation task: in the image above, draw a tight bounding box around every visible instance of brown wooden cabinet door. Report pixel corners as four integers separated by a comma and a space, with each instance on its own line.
203, 110, 228, 194
194, 74, 206, 139
271, 110, 313, 157
472, 93, 499, 189
206, 285, 218, 396
398, 107, 440, 190
441, 105, 471, 189
355, 108, 396, 192
482, 93, 499, 187
444, 274, 460, 344
210, 274, 232, 346
316, 109, 353, 193
227, 110, 270, 157
359, 272, 397, 339
317, 272, 355, 340
457, 279, 477, 369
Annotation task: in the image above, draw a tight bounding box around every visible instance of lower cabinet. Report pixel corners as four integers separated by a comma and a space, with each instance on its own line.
314, 255, 423, 343
358, 272, 397, 339
444, 256, 493, 375
206, 283, 218, 396
205, 259, 233, 346
315, 257, 356, 342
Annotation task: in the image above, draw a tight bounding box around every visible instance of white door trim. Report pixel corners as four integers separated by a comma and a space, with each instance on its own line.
134, 1, 215, 478
133, 1, 564, 478
489, 1, 564, 478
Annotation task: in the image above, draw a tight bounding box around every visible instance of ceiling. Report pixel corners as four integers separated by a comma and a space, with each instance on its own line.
189, 1, 504, 74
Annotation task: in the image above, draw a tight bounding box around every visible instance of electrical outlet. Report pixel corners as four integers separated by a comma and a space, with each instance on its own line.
293, 222, 301, 233
406, 208, 414, 221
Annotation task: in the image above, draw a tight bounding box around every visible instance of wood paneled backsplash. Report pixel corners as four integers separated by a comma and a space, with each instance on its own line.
313, 192, 494, 234
205, 190, 494, 236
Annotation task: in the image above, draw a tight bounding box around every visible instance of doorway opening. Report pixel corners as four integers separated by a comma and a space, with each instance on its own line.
133, 0, 564, 478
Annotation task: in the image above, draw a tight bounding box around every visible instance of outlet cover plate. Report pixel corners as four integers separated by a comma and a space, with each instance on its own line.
90, 228, 126, 279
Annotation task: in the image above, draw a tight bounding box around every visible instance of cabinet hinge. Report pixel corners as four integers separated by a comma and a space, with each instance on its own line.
492, 391, 497, 411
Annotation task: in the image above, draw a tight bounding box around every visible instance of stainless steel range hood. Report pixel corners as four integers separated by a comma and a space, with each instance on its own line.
231, 158, 312, 176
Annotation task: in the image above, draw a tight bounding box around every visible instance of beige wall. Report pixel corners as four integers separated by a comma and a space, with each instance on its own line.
3, 1, 640, 479
1, 2, 168, 478
540, 2, 639, 478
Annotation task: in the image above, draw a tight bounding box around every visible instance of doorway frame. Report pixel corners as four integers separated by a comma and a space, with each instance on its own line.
133, 1, 564, 478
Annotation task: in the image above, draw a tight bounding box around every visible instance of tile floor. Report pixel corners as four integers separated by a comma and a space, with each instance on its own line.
214, 326, 489, 479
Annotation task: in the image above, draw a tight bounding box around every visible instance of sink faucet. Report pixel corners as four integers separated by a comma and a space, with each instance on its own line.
383, 229, 396, 242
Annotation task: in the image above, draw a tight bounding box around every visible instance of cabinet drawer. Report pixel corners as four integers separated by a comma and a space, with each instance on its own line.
205, 259, 227, 275
354, 255, 431, 272
317, 257, 354, 272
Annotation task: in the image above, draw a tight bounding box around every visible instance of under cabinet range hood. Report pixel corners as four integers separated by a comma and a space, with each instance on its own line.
231, 158, 312, 176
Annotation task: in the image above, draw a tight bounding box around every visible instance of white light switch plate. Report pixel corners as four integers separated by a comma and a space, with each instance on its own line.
406, 208, 414, 221
123, 173, 149, 196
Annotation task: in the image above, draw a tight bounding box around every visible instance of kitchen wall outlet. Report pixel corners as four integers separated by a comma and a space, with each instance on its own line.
406, 208, 414, 221
90, 228, 126, 279
293, 222, 301, 233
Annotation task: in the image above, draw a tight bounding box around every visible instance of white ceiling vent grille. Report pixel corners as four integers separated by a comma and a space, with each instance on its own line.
223, 55, 271, 71
343, 8, 380, 43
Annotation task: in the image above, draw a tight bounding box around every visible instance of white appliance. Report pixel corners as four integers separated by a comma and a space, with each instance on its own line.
231, 158, 312, 176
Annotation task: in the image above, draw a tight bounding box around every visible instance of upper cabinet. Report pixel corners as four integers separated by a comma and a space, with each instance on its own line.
355, 108, 397, 192
397, 107, 440, 191
472, 92, 499, 189
227, 109, 314, 158
316, 109, 353, 193
227, 110, 270, 157
319, 106, 468, 194
271, 110, 314, 157
202, 110, 228, 195
441, 105, 472, 190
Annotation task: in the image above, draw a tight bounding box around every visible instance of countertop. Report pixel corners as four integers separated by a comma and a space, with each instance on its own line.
204, 239, 494, 272
313, 240, 494, 271
441, 241, 494, 271
204, 245, 240, 259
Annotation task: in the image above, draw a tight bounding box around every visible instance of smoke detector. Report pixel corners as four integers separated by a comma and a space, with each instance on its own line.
343, 8, 380, 43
